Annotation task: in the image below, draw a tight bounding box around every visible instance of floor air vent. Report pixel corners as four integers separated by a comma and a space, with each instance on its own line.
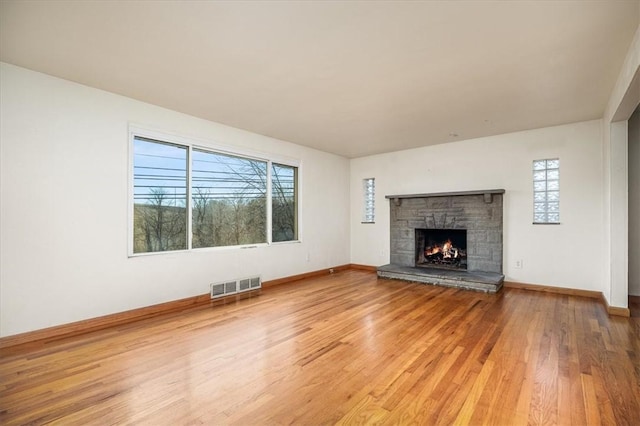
211, 276, 261, 299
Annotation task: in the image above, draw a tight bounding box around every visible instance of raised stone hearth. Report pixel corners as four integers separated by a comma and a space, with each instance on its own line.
378, 189, 505, 293
377, 264, 504, 293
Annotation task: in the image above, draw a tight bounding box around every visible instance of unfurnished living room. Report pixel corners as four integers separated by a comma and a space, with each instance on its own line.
1, 1, 640, 424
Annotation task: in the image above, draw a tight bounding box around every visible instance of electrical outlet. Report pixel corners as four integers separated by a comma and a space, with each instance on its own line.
515, 260, 523, 269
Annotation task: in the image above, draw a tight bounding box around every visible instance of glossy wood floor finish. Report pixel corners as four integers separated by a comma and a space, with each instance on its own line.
2, 270, 639, 425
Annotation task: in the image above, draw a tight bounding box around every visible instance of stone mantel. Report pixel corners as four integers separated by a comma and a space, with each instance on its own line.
386, 189, 505, 205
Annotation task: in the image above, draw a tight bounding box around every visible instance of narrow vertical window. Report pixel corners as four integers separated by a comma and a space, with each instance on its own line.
363, 178, 375, 223
533, 158, 560, 224
271, 163, 298, 242
133, 137, 188, 253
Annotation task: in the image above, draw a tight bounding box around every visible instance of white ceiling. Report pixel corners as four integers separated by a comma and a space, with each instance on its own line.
1, 1, 638, 158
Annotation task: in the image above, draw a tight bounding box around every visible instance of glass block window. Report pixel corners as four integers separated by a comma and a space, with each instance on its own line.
362, 178, 375, 223
533, 158, 560, 224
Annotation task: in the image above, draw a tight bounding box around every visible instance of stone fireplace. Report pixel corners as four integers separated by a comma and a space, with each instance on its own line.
377, 189, 505, 292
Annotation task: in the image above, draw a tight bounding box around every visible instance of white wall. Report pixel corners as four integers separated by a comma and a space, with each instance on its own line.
629, 105, 640, 296
350, 120, 605, 292
0, 63, 350, 337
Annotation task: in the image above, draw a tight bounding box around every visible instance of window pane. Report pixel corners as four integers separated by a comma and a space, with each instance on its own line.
192, 149, 267, 248
547, 180, 559, 190
533, 160, 547, 170
546, 159, 559, 168
272, 163, 298, 242
547, 191, 559, 201
534, 181, 546, 191
547, 170, 559, 180
534, 192, 547, 202
133, 137, 188, 253
533, 170, 546, 181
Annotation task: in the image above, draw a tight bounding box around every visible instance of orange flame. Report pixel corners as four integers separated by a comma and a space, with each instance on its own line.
425, 239, 458, 258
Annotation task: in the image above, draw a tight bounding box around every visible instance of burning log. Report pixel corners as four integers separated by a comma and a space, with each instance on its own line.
424, 239, 466, 265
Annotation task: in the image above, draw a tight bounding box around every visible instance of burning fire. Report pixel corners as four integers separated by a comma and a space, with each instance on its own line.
425, 239, 459, 259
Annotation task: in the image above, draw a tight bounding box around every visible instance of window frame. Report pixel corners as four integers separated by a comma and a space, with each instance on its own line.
131, 136, 190, 254
362, 177, 375, 224
271, 162, 299, 243
532, 158, 560, 225
128, 125, 301, 257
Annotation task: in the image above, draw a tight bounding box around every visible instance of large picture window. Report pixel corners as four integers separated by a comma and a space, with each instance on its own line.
131, 133, 299, 254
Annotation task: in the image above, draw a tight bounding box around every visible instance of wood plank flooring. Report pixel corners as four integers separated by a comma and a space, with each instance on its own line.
1, 270, 639, 425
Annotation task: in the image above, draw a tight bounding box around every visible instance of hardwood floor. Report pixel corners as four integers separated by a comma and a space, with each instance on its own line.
1, 270, 639, 425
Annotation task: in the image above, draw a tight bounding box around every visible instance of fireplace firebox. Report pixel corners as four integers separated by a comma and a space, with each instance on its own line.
415, 228, 467, 270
